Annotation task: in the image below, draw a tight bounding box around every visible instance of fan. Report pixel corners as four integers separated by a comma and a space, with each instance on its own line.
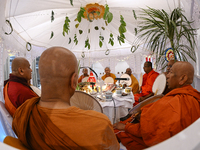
104, 77, 114, 84
70, 91, 103, 113
82, 77, 89, 82
119, 74, 132, 86
152, 73, 166, 95
30, 85, 41, 97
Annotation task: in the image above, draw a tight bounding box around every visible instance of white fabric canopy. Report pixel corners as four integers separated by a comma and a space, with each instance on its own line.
1, 0, 185, 58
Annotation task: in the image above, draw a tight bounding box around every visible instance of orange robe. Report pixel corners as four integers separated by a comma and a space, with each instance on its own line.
78, 75, 89, 83
129, 74, 139, 94
13, 97, 120, 150
101, 73, 117, 84
134, 70, 159, 105
115, 85, 200, 150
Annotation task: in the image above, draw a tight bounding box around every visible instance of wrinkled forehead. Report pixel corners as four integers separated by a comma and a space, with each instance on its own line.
105, 68, 110, 71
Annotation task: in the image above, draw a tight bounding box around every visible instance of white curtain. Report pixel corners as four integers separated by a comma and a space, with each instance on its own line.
31, 59, 38, 87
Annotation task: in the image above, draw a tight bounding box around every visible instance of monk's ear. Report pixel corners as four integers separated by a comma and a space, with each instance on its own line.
71, 72, 78, 90
18, 68, 24, 76
179, 74, 188, 85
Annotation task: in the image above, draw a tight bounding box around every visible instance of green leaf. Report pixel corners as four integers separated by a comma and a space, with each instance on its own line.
96, 11, 100, 16
132, 10, 137, 20
75, 23, 79, 28
50, 31, 54, 39
68, 37, 71, 44
79, 30, 83, 34
101, 27, 105, 30
105, 20, 108, 26
107, 12, 113, 23
63, 16, 70, 35
88, 29, 90, 33
94, 26, 99, 30
103, 4, 109, 19
51, 11, 54, 22
70, 0, 73, 6
134, 28, 137, 35
99, 40, 103, 47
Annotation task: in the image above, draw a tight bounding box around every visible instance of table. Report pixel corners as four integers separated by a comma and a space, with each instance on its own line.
98, 93, 135, 124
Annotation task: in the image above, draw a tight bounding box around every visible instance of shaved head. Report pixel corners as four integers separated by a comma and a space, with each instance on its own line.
11, 57, 32, 82
167, 61, 194, 90
39, 47, 78, 102
12, 57, 29, 72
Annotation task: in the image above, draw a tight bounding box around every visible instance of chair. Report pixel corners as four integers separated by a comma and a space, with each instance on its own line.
145, 118, 200, 150
120, 94, 163, 121
4, 136, 29, 150
70, 91, 103, 113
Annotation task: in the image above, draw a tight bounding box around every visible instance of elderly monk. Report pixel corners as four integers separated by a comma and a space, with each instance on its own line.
125, 68, 139, 94
163, 59, 176, 95
101, 67, 117, 84
113, 61, 200, 150
3, 57, 38, 117
78, 68, 89, 83
12, 47, 119, 150
134, 61, 159, 105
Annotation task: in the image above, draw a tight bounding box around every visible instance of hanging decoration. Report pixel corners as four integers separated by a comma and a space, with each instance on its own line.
26, 42, 32, 51
81, 52, 85, 58
105, 49, 110, 55
50, 2, 131, 52
83, 3, 105, 21
4, 20, 13, 35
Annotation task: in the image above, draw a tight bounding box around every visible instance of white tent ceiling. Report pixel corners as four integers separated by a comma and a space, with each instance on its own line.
1, 0, 197, 59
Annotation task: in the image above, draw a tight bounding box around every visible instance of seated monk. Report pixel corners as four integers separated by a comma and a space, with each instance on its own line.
12, 47, 120, 150
125, 68, 139, 94
163, 59, 176, 95
113, 61, 200, 150
3, 57, 38, 117
101, 67, 117, 84
78, 68, 89, 83
134, 61, 159, 105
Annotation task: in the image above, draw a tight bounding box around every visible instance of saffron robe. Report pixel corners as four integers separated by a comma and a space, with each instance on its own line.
115, 85, 200, 150
3, 74, 38, 116
101, 73, 117, 84
134, 70, 159, 105
129, 74, 139, 94
78, 75, 89, 83
13, 97, 120, 150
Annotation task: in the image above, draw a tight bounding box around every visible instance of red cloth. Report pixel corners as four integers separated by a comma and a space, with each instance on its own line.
134, 70, 159, 105
115, 85, 200, 150
4, 74, 38, 108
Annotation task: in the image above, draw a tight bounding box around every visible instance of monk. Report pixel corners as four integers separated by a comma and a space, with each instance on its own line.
12, 47, 119, 150
163, 59, 176, 95
101, 67, 117, 84
3, 57, 38, 117
134, 61, 159, 105
113, 61, 200, 150
125, 68, 139, 94
78, 68, 89, 83
164, 59, 175, 76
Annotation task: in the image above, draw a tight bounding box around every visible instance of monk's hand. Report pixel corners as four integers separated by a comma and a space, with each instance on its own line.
113, 123, 126, 130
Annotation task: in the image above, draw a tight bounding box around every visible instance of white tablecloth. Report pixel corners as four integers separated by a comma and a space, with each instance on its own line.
98, 93, 135, 124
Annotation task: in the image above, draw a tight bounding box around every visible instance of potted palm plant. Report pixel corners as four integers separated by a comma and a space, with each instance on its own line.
137, 7, 196, 69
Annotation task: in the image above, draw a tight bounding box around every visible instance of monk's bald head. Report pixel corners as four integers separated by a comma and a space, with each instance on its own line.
11, 57, 32, 82
12, 57, 29, 72
39, 47, 78, 82
167, 61, 194, 89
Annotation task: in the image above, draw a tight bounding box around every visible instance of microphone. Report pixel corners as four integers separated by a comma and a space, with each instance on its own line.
115, 78, 130, 81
